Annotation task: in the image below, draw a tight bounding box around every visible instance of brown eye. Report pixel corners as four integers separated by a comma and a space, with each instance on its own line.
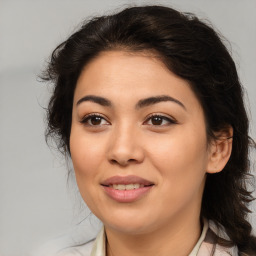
151, 116, 164, 125
145, 114, 177, 126
90, 116, 102, 125
80, 114, 109, 126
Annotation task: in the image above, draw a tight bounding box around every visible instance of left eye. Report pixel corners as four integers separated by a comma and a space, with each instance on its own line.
145, 115, 176, 126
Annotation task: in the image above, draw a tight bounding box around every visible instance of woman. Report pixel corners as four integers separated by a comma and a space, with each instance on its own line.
42, 5, 256, 256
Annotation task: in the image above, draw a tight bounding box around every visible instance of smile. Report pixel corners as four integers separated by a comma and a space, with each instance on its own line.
101, 175, 154, 203
110, 184, 148, 190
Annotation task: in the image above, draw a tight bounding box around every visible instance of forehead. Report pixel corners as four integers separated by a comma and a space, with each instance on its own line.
77, 50, 169, 87
74, 50, 201, 111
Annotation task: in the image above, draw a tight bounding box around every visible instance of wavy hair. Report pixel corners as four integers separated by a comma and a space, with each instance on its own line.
42, 5, 256, 254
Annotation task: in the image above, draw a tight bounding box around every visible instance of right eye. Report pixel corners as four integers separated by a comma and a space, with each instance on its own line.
80, 114, 110, 126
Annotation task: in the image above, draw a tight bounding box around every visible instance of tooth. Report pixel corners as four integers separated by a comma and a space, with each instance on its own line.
112, 184, 144, 190
125, 184, 134, 190
118, 184, 126, 190
134, 184, 140, 189
113, 184, 125, 190
113, 184, 126, 190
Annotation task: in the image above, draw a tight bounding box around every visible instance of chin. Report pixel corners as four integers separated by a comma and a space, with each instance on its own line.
106, 221, 152, 235
100, 210, 157, 235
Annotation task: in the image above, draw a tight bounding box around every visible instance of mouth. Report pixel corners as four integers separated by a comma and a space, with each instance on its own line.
101, 175, 154, 203
105, 183, 153, 190
101, 175, 154, 187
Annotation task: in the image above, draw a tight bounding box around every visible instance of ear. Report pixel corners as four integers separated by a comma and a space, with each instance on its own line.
206, 126, 233, 174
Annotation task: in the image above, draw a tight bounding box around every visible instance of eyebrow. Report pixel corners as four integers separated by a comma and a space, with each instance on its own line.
76, 95, 186, 110
77, 95, 111, 107
136, 95, 186, 110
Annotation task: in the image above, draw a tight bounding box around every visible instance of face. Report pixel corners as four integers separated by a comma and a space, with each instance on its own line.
70, 51, 213, 235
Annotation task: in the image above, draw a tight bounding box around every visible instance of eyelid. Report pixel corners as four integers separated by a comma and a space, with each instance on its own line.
80, 113, 110, 126
144, 113, 178, 126
79, 112, 177, 127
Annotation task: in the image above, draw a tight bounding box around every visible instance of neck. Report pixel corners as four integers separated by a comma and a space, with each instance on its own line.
105, 213, 202, 256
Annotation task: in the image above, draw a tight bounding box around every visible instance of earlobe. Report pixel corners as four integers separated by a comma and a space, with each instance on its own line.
206, 126, 233, 174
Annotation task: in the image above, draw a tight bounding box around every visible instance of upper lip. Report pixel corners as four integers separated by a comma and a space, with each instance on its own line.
101, 175, 154, 186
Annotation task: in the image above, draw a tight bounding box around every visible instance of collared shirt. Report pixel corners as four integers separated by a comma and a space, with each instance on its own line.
52, 219, 239, 256
90, 219, 208, 256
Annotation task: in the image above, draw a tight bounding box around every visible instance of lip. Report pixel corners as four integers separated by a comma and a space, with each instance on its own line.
101, 175, 154, 203
101, 175, 154, 186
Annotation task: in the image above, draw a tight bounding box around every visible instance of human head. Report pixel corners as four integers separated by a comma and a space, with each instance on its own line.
43, 5, 255, 252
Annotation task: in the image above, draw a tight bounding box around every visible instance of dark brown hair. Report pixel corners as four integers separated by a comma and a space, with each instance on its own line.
42, 5, 256, 254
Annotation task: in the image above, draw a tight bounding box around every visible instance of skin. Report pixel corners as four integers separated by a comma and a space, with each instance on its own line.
70, 51, 233, 256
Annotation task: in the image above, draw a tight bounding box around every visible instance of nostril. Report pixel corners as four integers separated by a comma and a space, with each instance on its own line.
110, 159, 118, 164
109, 158, 136, 166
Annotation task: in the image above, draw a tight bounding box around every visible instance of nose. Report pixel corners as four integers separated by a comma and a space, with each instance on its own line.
107, 124, 145, 167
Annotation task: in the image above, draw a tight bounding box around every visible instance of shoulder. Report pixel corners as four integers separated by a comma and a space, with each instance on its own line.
34, 239, 95, 256
33, 224, 100, 256
55, 239, 95, 256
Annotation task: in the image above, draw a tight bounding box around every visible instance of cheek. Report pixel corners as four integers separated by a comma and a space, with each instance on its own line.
147, 131, 207, 213
148, 126, 208, 184
70, 127, 105, 188
70, 133, 107, 215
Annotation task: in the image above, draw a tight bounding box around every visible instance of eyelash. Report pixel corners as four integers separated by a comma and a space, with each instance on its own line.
80, 113, 109, 127
80, 113, 177, 127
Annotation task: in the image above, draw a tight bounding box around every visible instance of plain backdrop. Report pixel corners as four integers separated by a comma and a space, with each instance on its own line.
0, 0, 255, 255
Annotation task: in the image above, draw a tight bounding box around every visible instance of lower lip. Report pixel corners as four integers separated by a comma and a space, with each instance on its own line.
102, 186, 153, 203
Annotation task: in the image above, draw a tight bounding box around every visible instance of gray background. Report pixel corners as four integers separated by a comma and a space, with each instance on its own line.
0, 0, 255, 255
